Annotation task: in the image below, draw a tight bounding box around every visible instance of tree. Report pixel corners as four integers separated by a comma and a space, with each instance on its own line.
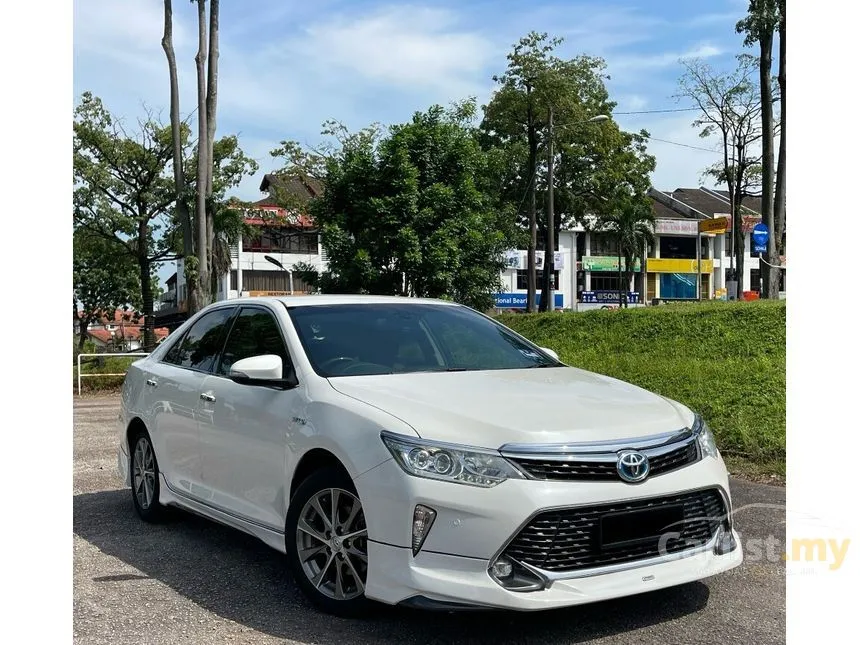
273, 102, 518, 310
593, 195, 655, 308
193, 0, 211, 308
677, 55, 764, 295
483, 36, 655, 311
73, 93, 257, 347
73, 231, 142, 349
161, 0, 194, 308
774, 0, 786, 274
737, 0, 780, 298
74, 93, 179, 348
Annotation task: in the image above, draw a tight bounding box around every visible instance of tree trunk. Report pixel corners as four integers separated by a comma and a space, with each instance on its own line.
733, 187, 746, 295
161, 0, 196, 312
774, 9, 786, 261
526, 92, 537, 313
538, 228, 550, 313
194, 0, 211, 308
204, 0, 220, 299
758, 29, 777, 298
139, 220, 155, 349
78, 313, 89, 350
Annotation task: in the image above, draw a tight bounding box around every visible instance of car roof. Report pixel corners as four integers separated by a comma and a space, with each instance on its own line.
210, 294, 459, 308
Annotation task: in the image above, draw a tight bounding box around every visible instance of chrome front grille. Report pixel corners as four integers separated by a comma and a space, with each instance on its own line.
500, 488, 726, 573
502, 430, 700, 482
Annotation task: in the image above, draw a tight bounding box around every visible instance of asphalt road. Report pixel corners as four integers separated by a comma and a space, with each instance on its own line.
74, 395, 786, 644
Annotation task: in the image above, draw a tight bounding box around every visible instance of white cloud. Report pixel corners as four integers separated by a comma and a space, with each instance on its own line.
685, 12, 743, 28
283, 6, 496, 97
611, 43, 724, 73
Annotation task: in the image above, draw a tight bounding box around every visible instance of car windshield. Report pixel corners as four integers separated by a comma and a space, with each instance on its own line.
286, 302, 562, 377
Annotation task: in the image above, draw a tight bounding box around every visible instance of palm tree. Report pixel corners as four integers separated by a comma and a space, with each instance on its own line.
595, 197, 654, 308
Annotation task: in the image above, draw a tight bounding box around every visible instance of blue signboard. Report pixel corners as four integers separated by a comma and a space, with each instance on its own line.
580, 291, 640, 304
494, 293, 564, 309
752, 222, 769, 254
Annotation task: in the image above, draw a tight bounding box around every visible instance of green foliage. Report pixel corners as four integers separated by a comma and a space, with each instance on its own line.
273, 102, 518, 310
498, 301, 786, 475
73, 229, 142, 343
73, 355, 141, 392
73, 92, 258, 334
480, 33, 656, 232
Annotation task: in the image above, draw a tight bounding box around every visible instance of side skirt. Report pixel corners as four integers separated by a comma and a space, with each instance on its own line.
158, 475, 287, 554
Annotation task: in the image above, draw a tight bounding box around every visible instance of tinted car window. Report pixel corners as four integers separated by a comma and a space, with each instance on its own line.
287, 303, 560, 377
216, 307, 290, 376
164, 308, 234, 372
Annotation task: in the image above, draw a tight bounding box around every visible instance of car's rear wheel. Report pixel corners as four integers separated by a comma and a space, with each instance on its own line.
130, 431, 167, 523
285, 467, 373, 617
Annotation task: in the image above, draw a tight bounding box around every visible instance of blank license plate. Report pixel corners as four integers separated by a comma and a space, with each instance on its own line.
599, 505, 684, 550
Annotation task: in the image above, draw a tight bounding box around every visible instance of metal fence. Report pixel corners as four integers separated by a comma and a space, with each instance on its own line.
76, 352, 149, 396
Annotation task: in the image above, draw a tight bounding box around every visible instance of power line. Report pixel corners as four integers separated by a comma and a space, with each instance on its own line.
642, 135, 716, 152
614, 107, 701, 115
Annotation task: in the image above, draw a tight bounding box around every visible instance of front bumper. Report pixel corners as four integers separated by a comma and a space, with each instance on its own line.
354, 454, 742, 609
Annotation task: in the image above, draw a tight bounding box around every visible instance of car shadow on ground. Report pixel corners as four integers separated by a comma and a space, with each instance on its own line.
74, 489, 711, 644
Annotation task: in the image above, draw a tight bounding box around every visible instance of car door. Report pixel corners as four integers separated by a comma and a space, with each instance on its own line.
143, 306, 236, 499
197, 305, 302, 531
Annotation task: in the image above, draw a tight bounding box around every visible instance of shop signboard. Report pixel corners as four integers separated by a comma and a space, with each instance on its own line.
582, 256, 641, 272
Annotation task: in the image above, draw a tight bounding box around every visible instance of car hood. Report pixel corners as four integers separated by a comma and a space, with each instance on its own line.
327, 367, 693, 448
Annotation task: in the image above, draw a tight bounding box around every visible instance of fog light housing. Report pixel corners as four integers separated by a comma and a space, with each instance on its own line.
491, 558, 513, 579
412, 505, 436, 555
488, 556, 547, 591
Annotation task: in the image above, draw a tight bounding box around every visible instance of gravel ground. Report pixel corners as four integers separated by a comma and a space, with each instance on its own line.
74, 395, 786, 644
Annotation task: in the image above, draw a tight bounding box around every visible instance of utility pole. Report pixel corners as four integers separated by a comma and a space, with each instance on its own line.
546, 105, 556, 311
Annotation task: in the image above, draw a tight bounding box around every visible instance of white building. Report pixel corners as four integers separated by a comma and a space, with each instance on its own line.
492, 186, 783, 311
155, 174, 328, 329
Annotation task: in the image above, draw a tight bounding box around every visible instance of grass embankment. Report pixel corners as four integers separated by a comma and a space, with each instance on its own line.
73, 354, 141, 393
498, 300, 786, 481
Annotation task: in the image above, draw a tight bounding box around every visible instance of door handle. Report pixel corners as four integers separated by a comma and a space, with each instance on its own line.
200, 392, 216, 403
146, 379, 158, 387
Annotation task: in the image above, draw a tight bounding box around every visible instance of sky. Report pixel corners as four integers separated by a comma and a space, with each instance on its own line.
73, 0, 756, 285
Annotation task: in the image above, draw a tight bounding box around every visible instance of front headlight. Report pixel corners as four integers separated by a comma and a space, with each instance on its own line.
380, 432, 525, 488
693, 414, 719, 459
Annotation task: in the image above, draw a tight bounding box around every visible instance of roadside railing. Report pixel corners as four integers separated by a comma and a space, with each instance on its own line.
76, 352, 149, 395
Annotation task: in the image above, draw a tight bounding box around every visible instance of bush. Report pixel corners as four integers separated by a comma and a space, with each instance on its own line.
497, 300, 786, 476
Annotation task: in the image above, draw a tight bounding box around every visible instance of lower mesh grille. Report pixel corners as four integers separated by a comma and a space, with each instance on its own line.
501, 488, 726, 573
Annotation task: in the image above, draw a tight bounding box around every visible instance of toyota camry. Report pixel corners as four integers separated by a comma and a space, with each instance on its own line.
117, 295, 742, 616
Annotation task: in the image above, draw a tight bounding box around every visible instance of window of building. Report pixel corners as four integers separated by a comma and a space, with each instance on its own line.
516, 270, 559, 290
237, 270, 313, 293
590, 273, 625, 292
750, 268, 761, 292
659, 273, 697, 299
589, 233, 619, 256
242, 227, 319, 254
659, 236, 696, 259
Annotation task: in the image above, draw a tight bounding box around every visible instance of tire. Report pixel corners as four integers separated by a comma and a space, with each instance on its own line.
285, 467, 374, 617
129, 431, 168, 523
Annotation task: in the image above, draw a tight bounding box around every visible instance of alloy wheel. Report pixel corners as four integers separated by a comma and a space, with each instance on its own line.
133, 437, 156, 510
295, 488, 368, 601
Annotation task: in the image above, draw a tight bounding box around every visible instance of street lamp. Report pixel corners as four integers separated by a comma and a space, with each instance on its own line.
263, 255, 294, 294
545, 113, 610, 311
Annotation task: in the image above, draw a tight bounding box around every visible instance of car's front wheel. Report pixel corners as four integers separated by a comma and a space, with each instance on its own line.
285, 467, 373, 617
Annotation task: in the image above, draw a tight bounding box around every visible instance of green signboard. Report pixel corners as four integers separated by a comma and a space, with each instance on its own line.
582, 256, 641, 272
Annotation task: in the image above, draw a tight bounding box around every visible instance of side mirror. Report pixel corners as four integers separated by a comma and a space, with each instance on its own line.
540, 347, 560, 362
229, 354, 299, 389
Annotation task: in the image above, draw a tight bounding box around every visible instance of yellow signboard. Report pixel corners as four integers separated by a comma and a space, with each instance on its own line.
248, 291, 291, 297
647, 258, 714, 274
699, 218, 729, 234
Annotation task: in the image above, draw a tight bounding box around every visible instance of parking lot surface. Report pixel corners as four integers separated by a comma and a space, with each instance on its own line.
74, 395, 786, 644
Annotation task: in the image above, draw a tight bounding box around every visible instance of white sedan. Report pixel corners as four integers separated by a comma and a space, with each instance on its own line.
118, 295, 742, 616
